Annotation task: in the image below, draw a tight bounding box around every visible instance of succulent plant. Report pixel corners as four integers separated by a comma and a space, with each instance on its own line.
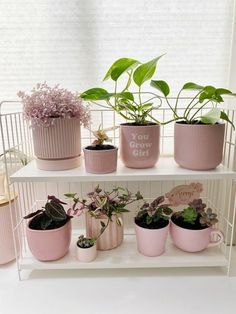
77, 235, 96, 249
90, 125, 119, 146
181, 206, 198, 224
199, 208, 218, 227
188, 198, 206, 214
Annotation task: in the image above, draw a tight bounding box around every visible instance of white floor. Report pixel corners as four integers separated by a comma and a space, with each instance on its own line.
1, 260, 236, 314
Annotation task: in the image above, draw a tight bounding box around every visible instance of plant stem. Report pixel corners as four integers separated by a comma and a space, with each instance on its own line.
161, 117, 184, 125
189, 100, 212, 122
184, 91, 202, 118
174, 89, 183, 117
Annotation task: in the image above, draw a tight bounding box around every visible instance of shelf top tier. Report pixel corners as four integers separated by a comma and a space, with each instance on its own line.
10, 157, 236, 183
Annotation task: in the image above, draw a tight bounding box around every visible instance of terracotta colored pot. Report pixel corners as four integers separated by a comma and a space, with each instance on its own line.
174, 122, 225, 170
76, 242, 97, 262
32, 118, 81, 171
83, 147, 118, 174
0, 198, 20, 264
120, 124, 160, 168
26, 218, 71, 261
170, 218, 224, 253
135, 221, 169, 257
86, 213, 123, 251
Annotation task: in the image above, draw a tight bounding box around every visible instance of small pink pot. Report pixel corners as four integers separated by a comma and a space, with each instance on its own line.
135, 221, 169, 257
32, 117, 81, 171
86, 214, 123, 251
76, 242, 97, 262
26, 218, 71, 261
170, 218, 224, 253
83, 147, 118, 174
174, 122, 225, 170
120, 124, 160, 168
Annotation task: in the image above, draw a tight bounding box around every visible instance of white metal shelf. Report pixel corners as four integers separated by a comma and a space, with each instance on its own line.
20, 234, 227, 270
10, 157, 236, 183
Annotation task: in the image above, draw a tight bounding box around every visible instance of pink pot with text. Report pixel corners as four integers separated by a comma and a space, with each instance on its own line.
135, 221, 169, 257
26, 219, 71, 261
174, 122, 225, 170
83, 147, 118, 174
76, 243, 97, 262
170, 218, 224, 253
120, 124, 160, 168
32, 117, 81, 171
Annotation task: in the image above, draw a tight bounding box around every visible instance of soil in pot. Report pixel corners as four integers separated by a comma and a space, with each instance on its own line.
85, 144, 115, 150
121, 122, 157, 126
176, 120, 220, 126
135, 213, 169, 230
29, 213, 70, 230
171, 213, 208, 230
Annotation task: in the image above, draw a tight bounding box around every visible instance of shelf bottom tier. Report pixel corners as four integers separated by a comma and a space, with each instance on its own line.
19, 234, 228, 270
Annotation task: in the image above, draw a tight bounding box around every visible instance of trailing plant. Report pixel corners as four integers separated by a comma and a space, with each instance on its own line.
150, 80, 236, 127
135, 195, 172, 226
80, 56, 165, 125
18, 82, 90, 127
77, 235, 96, 249
24, 195, 70, 230
89, 125, 119, 146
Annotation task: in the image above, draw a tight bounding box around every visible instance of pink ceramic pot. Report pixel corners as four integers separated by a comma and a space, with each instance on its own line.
170, 218, 224, 252
174, 122, 225, 170
76, 242, 97, 262
32, 118, 81, 171
83, 147, 118, 174
0, 198, 20, 264
135, 221, 169, 257
86, 214, 123, 251
26, 218, 71, 261
120, 124, 160, 168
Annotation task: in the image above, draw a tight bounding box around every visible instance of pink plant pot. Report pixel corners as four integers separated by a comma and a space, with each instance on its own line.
174, 122, 225, 170
83, 147, 118, 174
76, 242, 97, 262
26, 219, 71, 261
0, 198, 20, 264
135, 221, 169, 257
120, 124, 160, 168
86, 214, 123, 251
170, 218, 224, 252
32, 118, 81, 171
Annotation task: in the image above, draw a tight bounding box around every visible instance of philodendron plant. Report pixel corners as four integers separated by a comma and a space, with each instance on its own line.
80, 56, 165, 125
150, 80, 236, 126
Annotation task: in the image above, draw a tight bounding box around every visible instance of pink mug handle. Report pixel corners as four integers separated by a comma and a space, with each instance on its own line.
207, 229, 224, 248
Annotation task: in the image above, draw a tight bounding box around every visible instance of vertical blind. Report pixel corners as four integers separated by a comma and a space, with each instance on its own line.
0, 0, 235, 101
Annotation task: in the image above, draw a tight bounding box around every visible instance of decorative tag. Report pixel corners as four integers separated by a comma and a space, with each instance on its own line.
165, 182, 203, 206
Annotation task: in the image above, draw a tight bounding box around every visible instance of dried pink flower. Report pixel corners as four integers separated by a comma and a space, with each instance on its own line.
18, 82, 90, 127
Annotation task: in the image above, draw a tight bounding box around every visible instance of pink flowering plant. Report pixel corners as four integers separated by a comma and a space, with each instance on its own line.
18, 82, 90, 127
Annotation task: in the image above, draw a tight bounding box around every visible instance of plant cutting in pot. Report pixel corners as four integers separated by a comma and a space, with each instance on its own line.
83, 126, 119, 174
149, 80, 236, 170
135, 195, 172, 256
24, 195, 72, 261
65, 185, 143, 250
170, 198, 224, 252
18, 83, 90, 171
80, 56, 165, 168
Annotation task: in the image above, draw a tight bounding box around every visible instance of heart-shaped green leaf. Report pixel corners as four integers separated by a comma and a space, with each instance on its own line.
200, 108, 221, 124
182, 82, 204, 90
216, 88, 232, 96
103, 58, 139, 81
151, 80, 170, 96
80, 88, 110, 100
220, 111, 235, 129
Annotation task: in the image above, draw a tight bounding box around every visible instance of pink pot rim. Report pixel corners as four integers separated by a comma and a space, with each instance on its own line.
135, 220, 169, 231
120, 124, 160, 128
83, 147, 118, 153
170, 217, 210, 232
27, 217, 71, 233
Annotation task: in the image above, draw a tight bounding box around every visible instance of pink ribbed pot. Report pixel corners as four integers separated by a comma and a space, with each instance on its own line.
174, 122, 225, 170
32, 118, 81, 171
170, 218, 224, 253
120, 124, 160, 168
86, 214, 123, 251
26, 218, 71, 261
76, 242, 97, 262
135, 221, 169, 257
0, 198, 20, 264
83, 147, 118, 174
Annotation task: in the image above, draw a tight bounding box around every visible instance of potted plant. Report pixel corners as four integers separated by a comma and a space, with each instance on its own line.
170, 198, 224, 252
18, 83, 90, 171
80, 56, 165, 168
24, 195, 72, 261
135, 196, 172, 256
83, 126, 118, 174
76, 235, 97, 262
150, 80, 236, 170
65, 185, 143, 250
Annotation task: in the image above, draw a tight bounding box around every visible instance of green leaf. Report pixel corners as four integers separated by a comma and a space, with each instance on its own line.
80, 88, 110, 100
200, 108, 221, 125
220, 111, 235, 129
133, 55, 165, 87
146, 215, 153, 225
117, 92, 134, 102
103, 58, 139, 81
44, 202, 67, 221
182, 82, 204, 90
216, 88, 232, 96
64, 193, 77, 199
151, 80, 170, 96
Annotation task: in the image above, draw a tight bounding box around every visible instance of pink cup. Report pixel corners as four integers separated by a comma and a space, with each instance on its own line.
76, 242, 97, 262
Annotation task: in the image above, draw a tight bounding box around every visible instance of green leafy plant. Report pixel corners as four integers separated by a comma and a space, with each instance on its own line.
80, 56, 165, 125
150, 80, 236, 127
77, 235, 96, 248
135, 195, 172, 226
